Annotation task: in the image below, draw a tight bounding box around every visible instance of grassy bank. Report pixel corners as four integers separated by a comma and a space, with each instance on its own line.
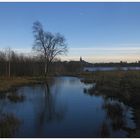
80, 70, 140, 104
0, 76, 52, 93
80, 70, 140, 137
0, 71, 140, 137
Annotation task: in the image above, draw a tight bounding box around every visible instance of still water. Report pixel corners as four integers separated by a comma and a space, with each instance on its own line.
84, 66, 140, 72
0, 77, 136, 138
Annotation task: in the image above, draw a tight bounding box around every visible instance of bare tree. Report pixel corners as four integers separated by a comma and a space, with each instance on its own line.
32, 21, 68, 77
5, 47, 13, 77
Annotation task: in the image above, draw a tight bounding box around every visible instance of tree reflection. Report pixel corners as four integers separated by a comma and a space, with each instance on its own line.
41, 81, 65, 122
35, 79, 66, 136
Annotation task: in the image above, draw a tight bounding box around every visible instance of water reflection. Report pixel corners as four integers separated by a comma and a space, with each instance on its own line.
0, 88, 25, 103
37, 82, 66, 123
0, 77, 136, 137
34, 81, 66, 137
103, 101, 126, 130
83, 85, 96, 96
0, 93, 6, 99
102, 99, 136, 137
82, 80, 136, 137
7, 90, 25, 103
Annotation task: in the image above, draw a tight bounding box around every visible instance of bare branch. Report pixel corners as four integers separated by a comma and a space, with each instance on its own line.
32, 21, 68, 76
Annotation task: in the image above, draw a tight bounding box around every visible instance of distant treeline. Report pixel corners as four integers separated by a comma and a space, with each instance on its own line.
93, 61, 140, 67
0, 50, 43, 76
0, 49, 82, 77
0, 49, 140, 77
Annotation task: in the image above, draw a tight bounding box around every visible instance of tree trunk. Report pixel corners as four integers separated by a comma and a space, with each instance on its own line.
8, 60, 10, 77
44, 61, 47, 77
44, 59, 50, 78
46, 63, 49, 76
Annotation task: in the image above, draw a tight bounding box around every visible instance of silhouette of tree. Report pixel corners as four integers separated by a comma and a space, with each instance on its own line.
4, 47, 14, 77
32, 21, 68, 77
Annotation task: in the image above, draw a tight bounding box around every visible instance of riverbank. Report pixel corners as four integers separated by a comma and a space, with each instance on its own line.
0, 71, 140, 137
0, 75, 135, 138
80, 70, 140, 104
0, 76, 52, 93
80, 70, 140, 137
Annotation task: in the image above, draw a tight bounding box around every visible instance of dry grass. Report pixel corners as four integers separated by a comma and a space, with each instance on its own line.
0, 76, 44, 93
81, 70, 140, 138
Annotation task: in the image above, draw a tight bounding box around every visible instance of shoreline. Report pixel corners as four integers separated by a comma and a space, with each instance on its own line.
0, 76, 51, 94
0, 71, 140, 137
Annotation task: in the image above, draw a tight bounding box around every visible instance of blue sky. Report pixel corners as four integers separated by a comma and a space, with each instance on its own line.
0, 2, 140, 62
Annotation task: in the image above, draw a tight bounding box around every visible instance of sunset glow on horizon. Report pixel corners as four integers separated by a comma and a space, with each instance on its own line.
0, 2, 140, 63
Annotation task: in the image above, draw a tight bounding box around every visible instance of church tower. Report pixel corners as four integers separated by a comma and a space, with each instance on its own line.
80, 56, 83, 72
80, 56, 82, 62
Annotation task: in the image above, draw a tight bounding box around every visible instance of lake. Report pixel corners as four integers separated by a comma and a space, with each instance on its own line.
0, 76, 136, 138
84, 66, 140, 72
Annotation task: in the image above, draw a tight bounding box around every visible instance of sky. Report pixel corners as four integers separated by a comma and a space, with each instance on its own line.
0, 2, 140, 63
